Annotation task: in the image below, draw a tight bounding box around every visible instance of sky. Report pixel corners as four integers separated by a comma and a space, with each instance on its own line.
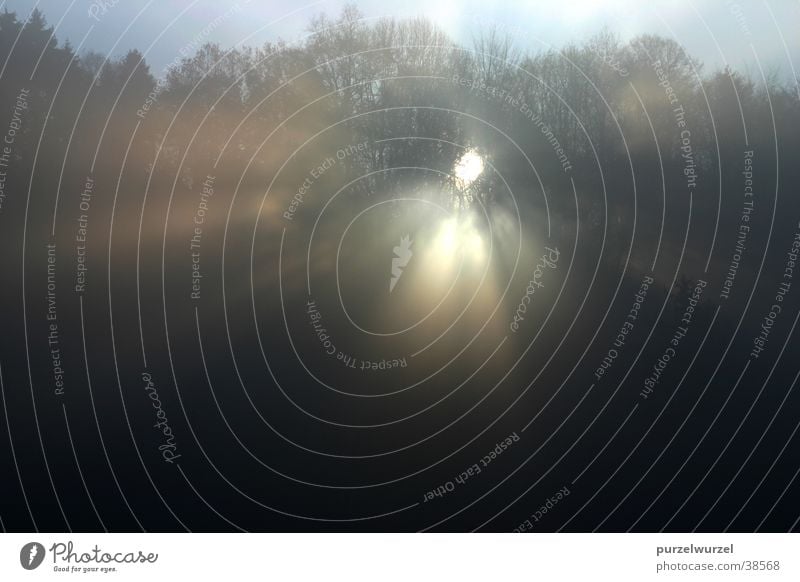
3, 0, 799, 83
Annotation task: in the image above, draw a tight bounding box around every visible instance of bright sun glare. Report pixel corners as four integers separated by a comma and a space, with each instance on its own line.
454, 148, 485, 188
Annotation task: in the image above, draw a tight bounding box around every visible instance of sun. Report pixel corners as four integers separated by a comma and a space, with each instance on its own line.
454, 148, 485, 188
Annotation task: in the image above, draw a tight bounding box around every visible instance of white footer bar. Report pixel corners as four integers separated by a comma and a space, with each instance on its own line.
1, 533, 797, 581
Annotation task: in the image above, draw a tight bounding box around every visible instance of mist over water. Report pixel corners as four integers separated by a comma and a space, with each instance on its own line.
0, 2, 799, 533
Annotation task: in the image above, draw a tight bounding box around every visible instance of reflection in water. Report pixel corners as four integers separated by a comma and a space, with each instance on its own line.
417, 148, 489, 283
6, 1, 797, 533
427, 213, 487, 271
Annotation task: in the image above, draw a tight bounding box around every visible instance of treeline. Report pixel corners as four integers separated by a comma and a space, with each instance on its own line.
0, 5, 798, 257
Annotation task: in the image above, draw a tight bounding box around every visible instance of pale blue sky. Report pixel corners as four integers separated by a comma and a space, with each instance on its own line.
4, 0, 799, 83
